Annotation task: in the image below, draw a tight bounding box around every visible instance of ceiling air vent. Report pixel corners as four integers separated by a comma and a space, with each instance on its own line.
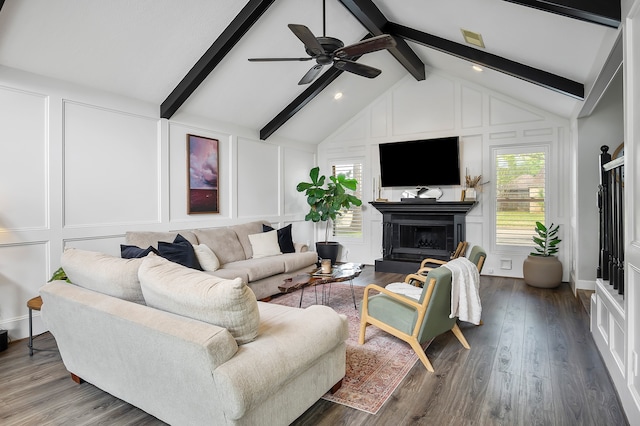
461, 29, 485, 48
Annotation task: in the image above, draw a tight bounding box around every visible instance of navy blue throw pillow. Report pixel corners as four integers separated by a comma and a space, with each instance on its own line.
263, 224, 295, 253
121, 244, 158, 259
157, 234, 203, 270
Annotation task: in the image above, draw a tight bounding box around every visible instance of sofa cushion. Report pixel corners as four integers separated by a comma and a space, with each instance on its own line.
263, 224, 295, 253
138, 255, 260, 344
120, 244, 158, 259
193, 227, 246, 264
222, 258, 286, 282
125, 230, 198, 250
248, 230, 282, 258
157, 234, 203, 270
280, 251, 319, 273
61, 248, 146, 304
230, 221, 269, 259
193, 243, 220, 271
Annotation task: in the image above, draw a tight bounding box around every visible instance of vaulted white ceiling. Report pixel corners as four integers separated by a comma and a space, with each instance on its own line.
0, 0, 620, 144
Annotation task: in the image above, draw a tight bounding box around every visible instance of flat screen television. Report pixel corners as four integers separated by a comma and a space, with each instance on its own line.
378, 136, 461, 187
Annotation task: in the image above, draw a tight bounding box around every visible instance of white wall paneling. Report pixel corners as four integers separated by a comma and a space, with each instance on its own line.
237, 137, 279, 219
283, 147, 315, 217
321, 71, 570, 272
392, 74, 456, 135
0, 243, 48, 339
0, 86, 48, 232
63, 101, 160, 227
0, 70, 315, 341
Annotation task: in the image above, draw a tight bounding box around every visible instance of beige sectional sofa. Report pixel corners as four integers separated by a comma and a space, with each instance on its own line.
125, 220, 318, 300
41, 246, 348, 425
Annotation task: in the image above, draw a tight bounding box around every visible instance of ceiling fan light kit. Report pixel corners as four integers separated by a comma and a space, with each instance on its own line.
248, 0, 396, 85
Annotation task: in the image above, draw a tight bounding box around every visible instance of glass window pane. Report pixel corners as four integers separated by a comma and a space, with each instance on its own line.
495, 151, 545, 246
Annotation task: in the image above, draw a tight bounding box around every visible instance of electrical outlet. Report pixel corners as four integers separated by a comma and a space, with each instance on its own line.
486, 267, 494, 274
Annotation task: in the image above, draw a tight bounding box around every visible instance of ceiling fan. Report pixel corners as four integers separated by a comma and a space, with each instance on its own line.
248, 0, 396, 85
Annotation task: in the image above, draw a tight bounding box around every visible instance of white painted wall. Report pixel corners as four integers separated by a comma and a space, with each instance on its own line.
317, 71, 572, 282
575, 70, 624, 290
0, 66, 315, 341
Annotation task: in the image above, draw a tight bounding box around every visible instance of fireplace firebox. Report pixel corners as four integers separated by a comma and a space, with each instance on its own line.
370, 200, 476, 273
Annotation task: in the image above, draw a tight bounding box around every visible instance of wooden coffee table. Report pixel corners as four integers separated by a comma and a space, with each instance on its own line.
279, 263, 363, 309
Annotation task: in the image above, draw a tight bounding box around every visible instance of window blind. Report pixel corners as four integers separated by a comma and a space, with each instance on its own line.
332, 163, 363, 237
495, 151, 546, 246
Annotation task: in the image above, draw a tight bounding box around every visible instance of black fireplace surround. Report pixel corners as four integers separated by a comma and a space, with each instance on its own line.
371, 200, 476, 273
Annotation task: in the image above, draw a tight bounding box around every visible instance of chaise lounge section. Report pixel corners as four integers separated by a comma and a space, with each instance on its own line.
40, 251, 348, 425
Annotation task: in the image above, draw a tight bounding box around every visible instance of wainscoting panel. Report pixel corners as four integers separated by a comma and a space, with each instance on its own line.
63, 101, 160, 227
391, 74, 455, 136
237, 138, 279, 219
283, 147, 315, 217
0, 86, 48, 231
489, 96, 544, 126
0, 242, 48, 338
370, 97, 388, 139
461, 85, 483, 129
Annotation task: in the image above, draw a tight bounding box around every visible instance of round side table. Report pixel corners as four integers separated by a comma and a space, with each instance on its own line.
27, 296, 43, 356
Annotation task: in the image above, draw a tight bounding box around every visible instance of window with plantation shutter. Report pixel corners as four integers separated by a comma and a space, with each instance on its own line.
494, 147, 547, 246
332, 162, 363, 237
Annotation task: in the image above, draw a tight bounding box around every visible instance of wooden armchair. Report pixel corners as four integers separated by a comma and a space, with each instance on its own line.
418, 244, 486, 276
359, 266, 470, 372
417, 241, 468, 274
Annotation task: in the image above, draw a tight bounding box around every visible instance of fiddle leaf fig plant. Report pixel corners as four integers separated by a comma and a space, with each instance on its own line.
296, 166, 362, 242
531, 221, 561, 256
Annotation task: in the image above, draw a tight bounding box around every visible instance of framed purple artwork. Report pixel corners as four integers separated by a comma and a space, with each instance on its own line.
187, 134, 219, 214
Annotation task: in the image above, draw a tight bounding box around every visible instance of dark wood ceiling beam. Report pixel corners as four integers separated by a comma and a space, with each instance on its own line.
160, 0, 276, 119
338, 0, 425, 81
388, 22, 584, 100
503, 0, 620, 28
260, 49, 369, 140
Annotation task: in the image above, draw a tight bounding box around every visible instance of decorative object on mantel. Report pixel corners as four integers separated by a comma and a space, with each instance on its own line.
373, 175, 387, 201
462, 169, 486, 202
523, 221, 562, 288
297, 166, 362, 265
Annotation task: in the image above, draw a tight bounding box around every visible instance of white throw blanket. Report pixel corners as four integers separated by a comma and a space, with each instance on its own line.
443, 257, 482, 325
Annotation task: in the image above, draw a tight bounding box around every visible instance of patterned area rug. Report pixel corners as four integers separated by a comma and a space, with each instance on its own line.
270, 282, 421, 414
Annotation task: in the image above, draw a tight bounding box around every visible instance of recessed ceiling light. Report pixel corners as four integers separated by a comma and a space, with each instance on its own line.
472, 65, 483, 72
334, 92, 343, 100
461, 29, 485, 48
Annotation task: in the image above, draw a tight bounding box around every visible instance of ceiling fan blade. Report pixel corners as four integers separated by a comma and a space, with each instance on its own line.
334, 34, 396, 58
248, 57, 313, 62
288, 24, 325, 56
298, 64, 324, 85
333, 59, 381, 78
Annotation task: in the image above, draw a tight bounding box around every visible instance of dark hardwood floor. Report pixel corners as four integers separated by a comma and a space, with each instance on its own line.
0, 269, 628, 425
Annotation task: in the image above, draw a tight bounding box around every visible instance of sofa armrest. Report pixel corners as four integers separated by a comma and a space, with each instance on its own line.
294, 242, 308, 253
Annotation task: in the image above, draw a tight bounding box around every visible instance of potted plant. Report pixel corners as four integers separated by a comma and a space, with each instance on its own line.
523, 221, 562, 288
296, 166, 362, 265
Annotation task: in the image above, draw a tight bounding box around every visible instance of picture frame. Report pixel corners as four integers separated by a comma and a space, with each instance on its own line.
187, 134, 219, 214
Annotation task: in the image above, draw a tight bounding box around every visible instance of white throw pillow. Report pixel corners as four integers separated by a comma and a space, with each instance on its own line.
192, 243, 220, 271
248, 230, 282, 258
138, 255, 260, 345
61, 248, 146, 304
385, 282, 423, 300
